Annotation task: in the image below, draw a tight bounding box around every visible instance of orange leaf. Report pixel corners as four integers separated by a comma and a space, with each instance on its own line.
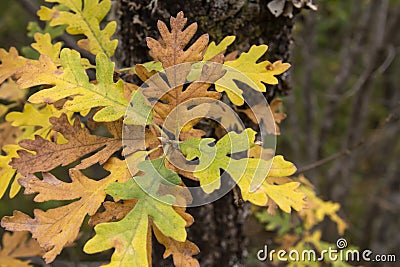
1, 158, 128, 263
146, 11, 209, 68
0, 231, 43, 267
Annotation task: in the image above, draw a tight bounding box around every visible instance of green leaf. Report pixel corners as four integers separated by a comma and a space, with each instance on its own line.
22, 49, 132, 122
84, 159, 186, 267
124, 91, 153, 125
180, 128, 256, 193
256, 211, 292, 236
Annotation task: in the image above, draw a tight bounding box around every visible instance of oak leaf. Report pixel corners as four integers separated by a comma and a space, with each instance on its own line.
10, 114, 122, 176
203, 35, 236, 61
1, 158, 128, 263
84, 159, 188, 267
143, 12, 223, 135
20, 49, 129, 122
217, 45, 290, 105
297, 176, 347, 235
153, 225, 200, 267
0, 79, 26, 104
6, 103, 72, 141
146, 11, 208, 68
0, 231, 43, 267
0, 145, 22, 198
0, 47, 32, 84
228, 156, 305, 213
180, 128, 257, 193
238, 98, 287, 135
38, 0, 118, 57
31, 33, 62, 63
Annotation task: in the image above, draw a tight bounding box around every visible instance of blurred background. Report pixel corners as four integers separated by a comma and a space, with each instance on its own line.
0, 0, 399, 266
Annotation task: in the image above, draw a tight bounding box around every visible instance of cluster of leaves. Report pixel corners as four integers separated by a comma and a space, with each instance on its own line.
0, 0, 332, 266
256, 175, 352, 267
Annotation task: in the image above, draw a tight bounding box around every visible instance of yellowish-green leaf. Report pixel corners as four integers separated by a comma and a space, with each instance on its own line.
84, 159, 187, 267
6, 103, 72, 141
203, 35, 236, 61
31, 33, 62, 63
227, 155, 304, 213
298, 178, 348, 235
20, 49, 129, 122
180, 128, 256, 193
38, 0, 118, 57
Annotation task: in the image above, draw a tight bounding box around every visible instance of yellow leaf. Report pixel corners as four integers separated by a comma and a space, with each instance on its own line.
6, 103, 72, 141
203, 35, 236, 61
0, 145, 20, 199
230, 155, 304, 213
217, 45, 290, 105
261, 182, 304, 213
38, 0, 118, 57
31, 33, 62, 63
298, 180, 348, 235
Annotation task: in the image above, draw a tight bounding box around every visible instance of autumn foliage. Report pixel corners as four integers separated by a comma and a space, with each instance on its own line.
0, 0, 347, 266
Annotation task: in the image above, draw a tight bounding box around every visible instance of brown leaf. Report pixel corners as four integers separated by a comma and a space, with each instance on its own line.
153, 183, 199, 267
238, 98, 287, 135
153, 225, 200, 267
88, 200, 137, 226
0, 122, 22, 148
144, 12, 226, 140
10, 113, 122, 176
1, 158, 128, 263
0, 231, 43, 267
146, 11, 209, 68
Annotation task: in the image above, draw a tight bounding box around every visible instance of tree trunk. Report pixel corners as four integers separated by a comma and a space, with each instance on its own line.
113, 1, 296, 266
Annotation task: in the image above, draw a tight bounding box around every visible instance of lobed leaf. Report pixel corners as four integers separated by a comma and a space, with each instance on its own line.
10, 114, 123, 176
84, 159, 188, 267
38, 0, 118, 57
0, 231, 43, 267
146, 11, 209, 68
1, 158, 128, 263
0, 47, 32, 84
217, 45, 290, 105
21, 49, 130, 122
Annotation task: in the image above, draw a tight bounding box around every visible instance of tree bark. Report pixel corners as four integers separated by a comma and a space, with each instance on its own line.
113, 1, 296, 266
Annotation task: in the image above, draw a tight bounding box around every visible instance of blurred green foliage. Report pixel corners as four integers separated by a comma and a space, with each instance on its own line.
0, 0, 32, 49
